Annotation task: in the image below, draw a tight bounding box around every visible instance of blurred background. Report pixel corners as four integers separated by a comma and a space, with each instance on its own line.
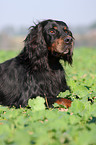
0, 0, 96, 50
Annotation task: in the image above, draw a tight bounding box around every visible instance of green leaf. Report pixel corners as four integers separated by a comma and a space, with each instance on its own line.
69, 100, 85, 114
28, 96, 45, 111
58, 90, 71, 98
0, 48, 96, 145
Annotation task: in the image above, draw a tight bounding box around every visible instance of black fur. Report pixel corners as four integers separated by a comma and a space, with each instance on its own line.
0, 19, 74, 107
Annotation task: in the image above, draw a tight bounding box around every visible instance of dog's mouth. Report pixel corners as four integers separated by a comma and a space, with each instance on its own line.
48, 37, 74, 57
62, 44, 73, 55
52, 49, 70, 57
63, 49, 69, 54
51, 44, 73, 57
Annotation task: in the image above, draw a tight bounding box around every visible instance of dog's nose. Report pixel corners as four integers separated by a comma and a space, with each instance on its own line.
64, 36, 72, 44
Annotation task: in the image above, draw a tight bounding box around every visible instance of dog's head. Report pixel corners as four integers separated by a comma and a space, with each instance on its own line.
41, 19, 74, 64
25, 19, 74, 64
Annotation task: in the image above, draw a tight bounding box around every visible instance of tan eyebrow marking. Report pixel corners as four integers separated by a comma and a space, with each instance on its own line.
64, 26, 67, 30
54, 26, 58, 30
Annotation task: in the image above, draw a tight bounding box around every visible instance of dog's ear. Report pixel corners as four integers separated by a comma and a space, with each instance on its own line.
37, 23, 46, 48
32, 23, 47, 58
21, 23, 48, 65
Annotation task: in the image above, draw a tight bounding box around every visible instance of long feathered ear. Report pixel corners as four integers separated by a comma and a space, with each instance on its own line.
23, 23, 47, 61
35, 23, 47, 57
37, 24, 46, 47
18, 23, 48, 71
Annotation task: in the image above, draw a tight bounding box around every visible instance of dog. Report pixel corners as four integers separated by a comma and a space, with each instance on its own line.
0, 19, 74, 108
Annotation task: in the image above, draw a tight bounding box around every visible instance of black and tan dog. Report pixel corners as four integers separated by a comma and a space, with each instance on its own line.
0, 19, 74, 108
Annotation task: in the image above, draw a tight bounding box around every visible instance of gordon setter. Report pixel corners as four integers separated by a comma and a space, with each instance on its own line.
0, 19, 74, 108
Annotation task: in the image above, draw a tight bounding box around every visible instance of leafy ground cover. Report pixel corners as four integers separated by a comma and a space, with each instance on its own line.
0, 48, 96, 145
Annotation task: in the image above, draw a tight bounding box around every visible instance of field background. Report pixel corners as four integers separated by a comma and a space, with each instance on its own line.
0, 0, 96, 144
0, 48, 96, 145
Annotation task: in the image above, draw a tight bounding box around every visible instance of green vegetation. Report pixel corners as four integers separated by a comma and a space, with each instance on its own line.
0, 48, 96, 145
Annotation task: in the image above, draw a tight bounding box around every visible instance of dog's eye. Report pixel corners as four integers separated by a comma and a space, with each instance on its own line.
50, 30, 54, 33
65, 31, 68, 34
49, 29, 56, 34
64, 30, 73, 37
64, 30, 68, 34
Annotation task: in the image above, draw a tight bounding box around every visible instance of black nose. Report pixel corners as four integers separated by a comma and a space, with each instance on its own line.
64, 36, 72, 44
